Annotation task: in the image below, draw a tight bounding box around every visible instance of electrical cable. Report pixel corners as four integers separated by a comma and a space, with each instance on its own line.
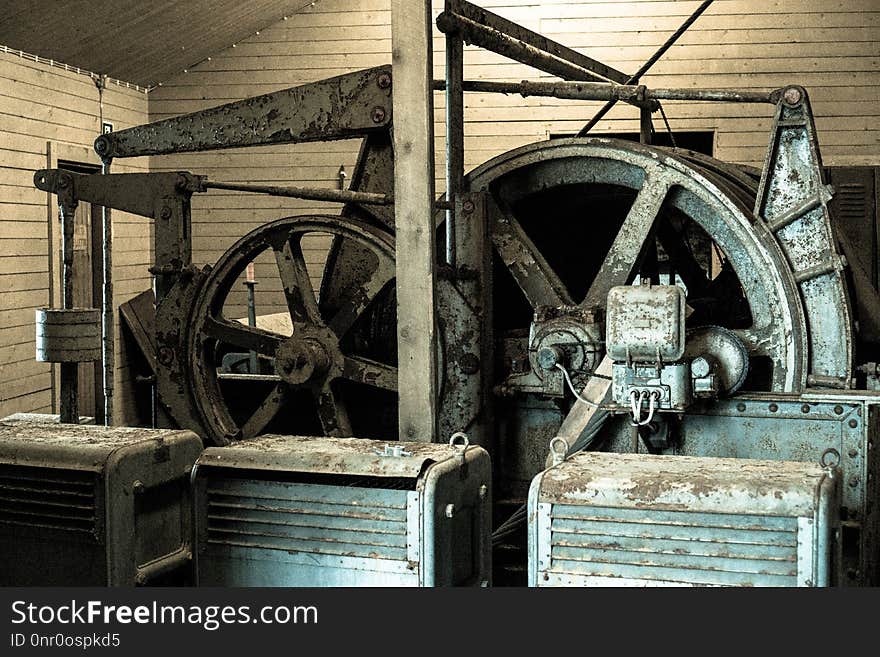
554, 363, 601, 407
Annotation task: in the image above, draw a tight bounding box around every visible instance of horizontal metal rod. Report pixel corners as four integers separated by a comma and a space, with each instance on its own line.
432, 79, 775, 104
204, 180, 455, 210
204, 181, 393, 205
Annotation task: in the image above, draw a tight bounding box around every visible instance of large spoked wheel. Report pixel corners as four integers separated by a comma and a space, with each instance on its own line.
467, 138, 808, 394
188, 215, 397, 444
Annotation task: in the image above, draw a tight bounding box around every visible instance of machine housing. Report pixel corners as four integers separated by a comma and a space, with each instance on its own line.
528, 451, 840, 586
0, 414, 202, 585
192, 434, 492, 586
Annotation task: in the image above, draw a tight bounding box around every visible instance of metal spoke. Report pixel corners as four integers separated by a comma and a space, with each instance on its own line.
327, 260, 395, 338
341, 355, 397, 391
488, 194, 574, 309
240, 382, 287, 439
274, 235, 322, 325
313, 384, 353, 437
655, 218, 711, 297
581, 176, 670, 308
204, 316, 283, 356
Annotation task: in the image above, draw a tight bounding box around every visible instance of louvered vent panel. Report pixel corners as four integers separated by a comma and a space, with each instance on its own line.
206, 477, 409, 561
548, 504, 799, 586
0, 464, 98, 535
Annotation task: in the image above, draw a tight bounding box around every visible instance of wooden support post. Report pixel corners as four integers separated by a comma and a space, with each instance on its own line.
392, 0, 439, 442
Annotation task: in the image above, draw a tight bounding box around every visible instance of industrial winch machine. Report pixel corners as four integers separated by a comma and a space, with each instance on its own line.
10, 1, 880, 586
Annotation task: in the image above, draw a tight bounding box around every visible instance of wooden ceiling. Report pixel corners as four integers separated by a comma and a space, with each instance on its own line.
0, 0, 310, 87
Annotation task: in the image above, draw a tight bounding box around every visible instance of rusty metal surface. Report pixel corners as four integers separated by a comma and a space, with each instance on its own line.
529, 451, 838, 587
186, 215, 396, 444
0, 416, 200, 471
203, 181, 391, 206
537, 451, 828, 516
467, 138, 809, 400
438, 1, 627, 84
94, 66, 393, 160
197, 433, 486, 479
754, 86, 854, 388
433, 78, 775, 105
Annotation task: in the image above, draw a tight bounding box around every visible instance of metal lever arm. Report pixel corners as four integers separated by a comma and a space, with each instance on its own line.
93, 66, 393, 160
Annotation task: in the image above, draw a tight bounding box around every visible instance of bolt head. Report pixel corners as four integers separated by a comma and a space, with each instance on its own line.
445, 503, 455, 518
479, 484, 488, 499
158, 346, 175, 365
159, 206, 172, 220
377, 72, 392, 89
371, 106, 387, 123
462, 200, 475, 214
782, 86, 803, 106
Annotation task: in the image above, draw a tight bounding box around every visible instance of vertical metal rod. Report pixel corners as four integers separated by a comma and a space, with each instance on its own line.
392, 0, 439, 442
577, 0, 714, 136
445, 3, 465, 268
640, 106, 653, 145
59, 196, 78, 424
245, 262, 258, 374
101, 160, 114, 425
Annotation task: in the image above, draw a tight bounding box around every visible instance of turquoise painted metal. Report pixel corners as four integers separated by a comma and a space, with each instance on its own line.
193, 434, 492, 586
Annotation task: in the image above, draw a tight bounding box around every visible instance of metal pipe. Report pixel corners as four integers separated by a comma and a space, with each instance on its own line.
59, 195, 78, 424
203, 181, 392, 205
445, 2, 465, 268
392, 0, 439, 443
578, 0, 715, 135
432, 78, 774, 104
101, 159, 113, 426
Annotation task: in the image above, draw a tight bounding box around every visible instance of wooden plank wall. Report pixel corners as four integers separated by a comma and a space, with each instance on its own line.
0, 51, 151, 422
149, 0, 879, 319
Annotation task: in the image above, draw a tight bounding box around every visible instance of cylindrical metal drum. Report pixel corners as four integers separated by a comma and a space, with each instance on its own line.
35, 308, 102, 363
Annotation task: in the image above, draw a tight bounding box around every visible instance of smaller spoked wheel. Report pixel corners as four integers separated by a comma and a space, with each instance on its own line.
188, 215, 397, 444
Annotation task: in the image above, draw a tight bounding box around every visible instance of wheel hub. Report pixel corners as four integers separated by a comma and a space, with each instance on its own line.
275, 327, 343, 386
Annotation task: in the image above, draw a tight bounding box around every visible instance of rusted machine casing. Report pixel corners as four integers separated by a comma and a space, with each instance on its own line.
0, 414, 202, 585
528, 451, 840, 587
193, 435, 491, 586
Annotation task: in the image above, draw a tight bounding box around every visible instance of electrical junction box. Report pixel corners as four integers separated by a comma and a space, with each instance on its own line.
0, 414, 203, 585
528, 451, 839, 587
193, 434, 492, 587
606, 284, 686, 363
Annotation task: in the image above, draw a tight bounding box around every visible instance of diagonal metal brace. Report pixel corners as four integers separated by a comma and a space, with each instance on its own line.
93, 66, 393, 160
437, 0, 628, 84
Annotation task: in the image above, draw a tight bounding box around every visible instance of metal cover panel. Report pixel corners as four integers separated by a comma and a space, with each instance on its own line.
606, 285, 686, 362
543, 504, 799, 586
198, 434, 466, 479
538, 451, 825, 517
205, 478, 411, 561
200, 476, 420, 586
0, 417, 201, 472
0, 463, 98, 536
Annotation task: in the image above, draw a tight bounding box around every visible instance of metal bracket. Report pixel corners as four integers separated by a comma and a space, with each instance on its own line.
94, 66, 393, 160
